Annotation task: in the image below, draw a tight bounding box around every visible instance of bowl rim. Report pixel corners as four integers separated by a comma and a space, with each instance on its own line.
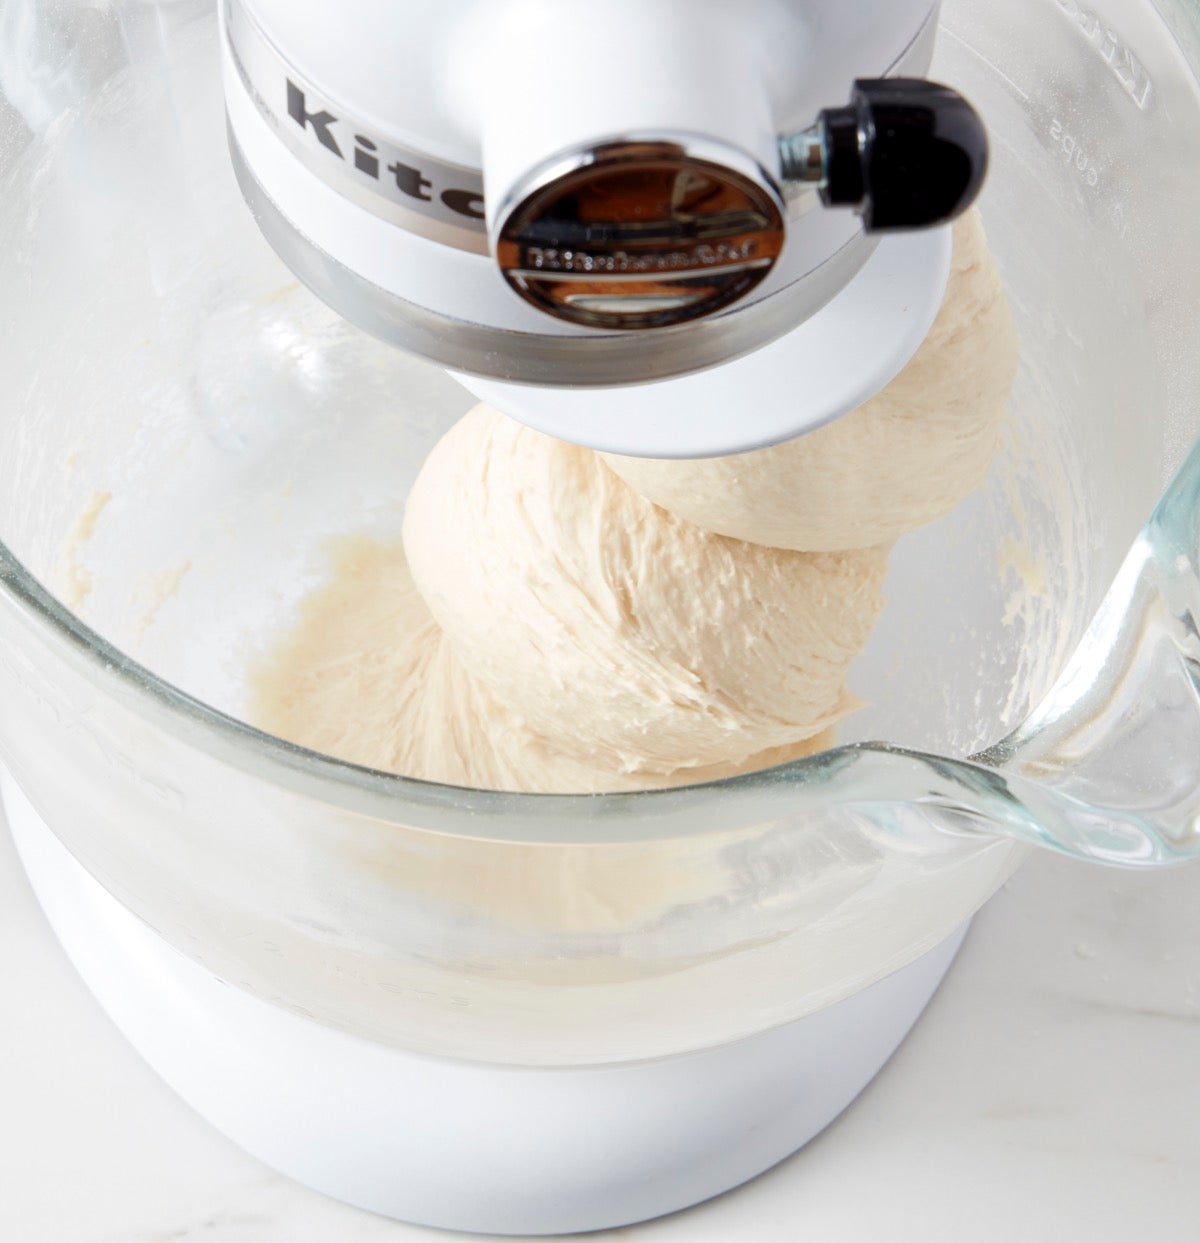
0, 538, 848, 845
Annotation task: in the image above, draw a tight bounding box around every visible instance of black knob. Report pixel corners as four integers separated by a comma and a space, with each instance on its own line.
820, 79, 989, 232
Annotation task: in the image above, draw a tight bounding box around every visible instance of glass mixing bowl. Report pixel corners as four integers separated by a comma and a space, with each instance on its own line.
1, 0, 1199, 1069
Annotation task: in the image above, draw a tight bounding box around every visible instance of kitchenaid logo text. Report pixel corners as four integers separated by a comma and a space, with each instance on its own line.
286, 81, 485, 222
524, 240, 759, 274
1056, 0, 1153, 109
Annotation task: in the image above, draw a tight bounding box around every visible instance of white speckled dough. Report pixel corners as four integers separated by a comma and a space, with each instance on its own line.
402, 408, 888, 782
602, 210, 1017, 552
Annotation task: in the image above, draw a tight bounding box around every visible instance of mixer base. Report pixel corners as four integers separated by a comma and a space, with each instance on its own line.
6, 777, 967, 1236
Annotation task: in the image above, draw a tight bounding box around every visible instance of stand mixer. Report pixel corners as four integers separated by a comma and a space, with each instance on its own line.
222, 0, 985, 455
1, 0, 1200, 1235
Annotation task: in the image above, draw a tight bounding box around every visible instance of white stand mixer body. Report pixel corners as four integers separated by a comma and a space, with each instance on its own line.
222, 0, 952, 454
6, 773, 968, 1236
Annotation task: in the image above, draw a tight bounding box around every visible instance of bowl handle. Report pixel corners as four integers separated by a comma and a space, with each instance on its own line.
855, 436, 1200, 868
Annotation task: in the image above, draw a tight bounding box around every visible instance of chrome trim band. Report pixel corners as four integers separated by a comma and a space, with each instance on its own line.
229, 124, 879, 387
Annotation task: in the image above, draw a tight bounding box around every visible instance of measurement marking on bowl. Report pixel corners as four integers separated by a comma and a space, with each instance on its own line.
1055, 0, 1153, 109
1045, 117, 1130, 239
1048, 120, 1101, 189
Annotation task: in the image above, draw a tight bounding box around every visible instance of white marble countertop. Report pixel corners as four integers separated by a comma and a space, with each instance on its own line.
2, 801, 1198, 1243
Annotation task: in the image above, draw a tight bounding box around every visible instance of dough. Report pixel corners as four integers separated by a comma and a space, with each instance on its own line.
603, 210, 1017, 551
402, 408, 888, 783
250, 536, 836, 794
250, 208, 1015, 795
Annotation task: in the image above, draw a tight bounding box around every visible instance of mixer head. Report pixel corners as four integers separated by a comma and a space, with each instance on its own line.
222, 0, 987, 456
